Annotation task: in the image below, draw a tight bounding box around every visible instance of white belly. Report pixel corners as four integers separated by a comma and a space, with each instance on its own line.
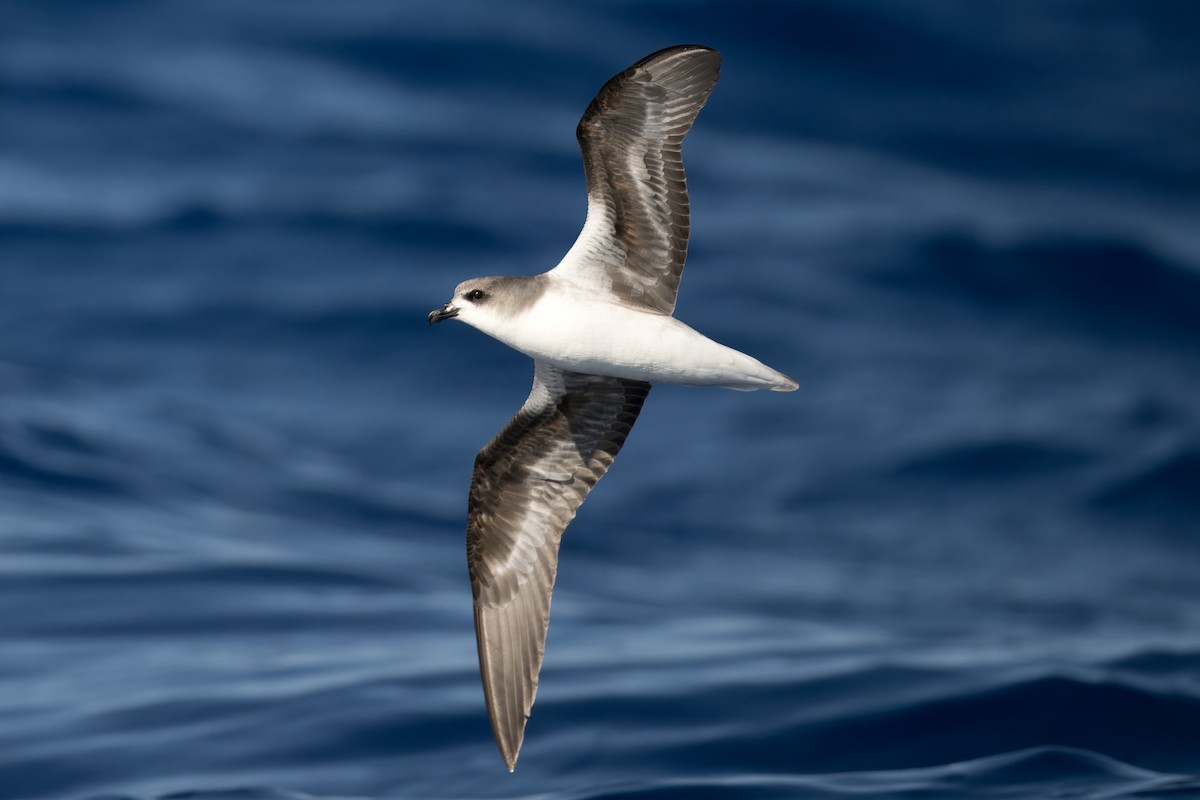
493, 294, 788, 390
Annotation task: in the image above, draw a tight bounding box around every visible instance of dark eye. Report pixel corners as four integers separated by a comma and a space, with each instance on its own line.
466, 289, 486, 302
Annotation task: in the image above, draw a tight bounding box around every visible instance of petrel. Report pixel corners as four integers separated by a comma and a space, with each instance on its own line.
429, 44, 796, 771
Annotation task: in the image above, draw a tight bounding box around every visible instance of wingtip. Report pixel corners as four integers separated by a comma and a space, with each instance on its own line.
492, 713, 525, 773
491, 721, 525, 773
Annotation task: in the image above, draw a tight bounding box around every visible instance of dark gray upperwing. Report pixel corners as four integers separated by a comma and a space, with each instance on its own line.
466, 362, 650, 771
555, 45, 721, 314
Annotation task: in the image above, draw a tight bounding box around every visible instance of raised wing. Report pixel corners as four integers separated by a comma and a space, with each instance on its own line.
467, 362, 650, 770
553, 45, 721, 314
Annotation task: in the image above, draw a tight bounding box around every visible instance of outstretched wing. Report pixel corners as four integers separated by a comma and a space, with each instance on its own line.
467, 362, 650, 771
553, 45, 721, 314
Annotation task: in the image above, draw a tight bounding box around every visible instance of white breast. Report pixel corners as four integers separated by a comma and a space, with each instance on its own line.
493, 285, 788, 390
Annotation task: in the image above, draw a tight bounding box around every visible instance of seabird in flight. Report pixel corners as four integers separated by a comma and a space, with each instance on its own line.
428, 44, 796, 771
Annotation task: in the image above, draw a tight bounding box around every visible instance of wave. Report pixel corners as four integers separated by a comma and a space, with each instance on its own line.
21, 634, 1198, 798
1108, 647, 1200, 677
0, 420, 130, 497
73, 747, 1200, 800
573, 749, 1200, 799
0, 205, 506, 252
770, 671, 1200, 776
895, 438, 1093, 482
70, 301, 414, 345
499, 660, 1200, 780
1093, 447, 1200, 519
869, 233, 1200, 343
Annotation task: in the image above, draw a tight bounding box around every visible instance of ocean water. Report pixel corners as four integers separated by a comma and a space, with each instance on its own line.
2, 1, 1200, 798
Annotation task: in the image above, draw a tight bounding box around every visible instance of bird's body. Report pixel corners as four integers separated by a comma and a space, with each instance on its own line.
429, 44, 795, 771
463, 275, 795, 391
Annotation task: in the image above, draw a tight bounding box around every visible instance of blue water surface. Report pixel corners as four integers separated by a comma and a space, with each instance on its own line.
2, 1, 1200, 798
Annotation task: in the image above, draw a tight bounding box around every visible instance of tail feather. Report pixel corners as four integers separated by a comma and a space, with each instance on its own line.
713, 365, 797, 392
771, 373, 798, 392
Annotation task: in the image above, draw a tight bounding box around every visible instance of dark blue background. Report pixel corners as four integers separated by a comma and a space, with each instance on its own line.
2, 1, 1199, 798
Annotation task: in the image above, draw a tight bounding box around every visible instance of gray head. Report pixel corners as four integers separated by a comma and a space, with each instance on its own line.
428, 275, 547, 335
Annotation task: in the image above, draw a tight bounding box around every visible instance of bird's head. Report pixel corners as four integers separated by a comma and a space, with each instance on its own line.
428, 277, 506, 335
